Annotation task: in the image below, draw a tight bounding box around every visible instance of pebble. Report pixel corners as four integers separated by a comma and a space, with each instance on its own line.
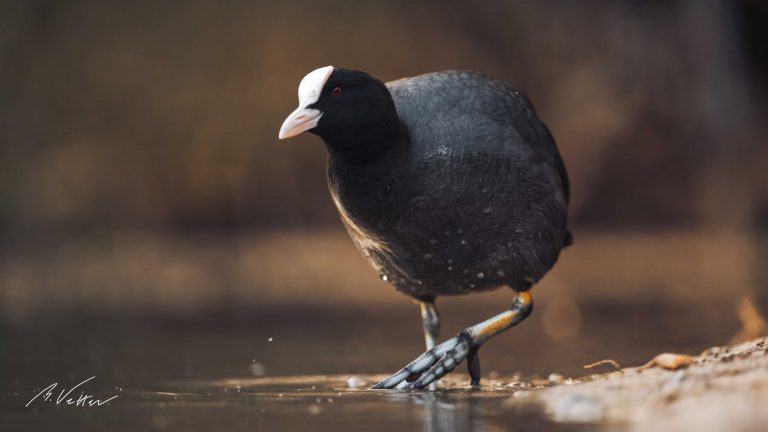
346, 376, 366, 389
543, 393, 605, 423
548, 373, 565, 384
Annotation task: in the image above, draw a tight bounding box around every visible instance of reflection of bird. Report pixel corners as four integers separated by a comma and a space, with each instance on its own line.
279, 66, 572, 389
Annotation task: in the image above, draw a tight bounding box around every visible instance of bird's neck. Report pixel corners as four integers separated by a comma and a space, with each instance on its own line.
320, 117, 409, 165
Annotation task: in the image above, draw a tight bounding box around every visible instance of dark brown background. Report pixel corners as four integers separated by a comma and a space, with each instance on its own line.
1, 0, 767, 387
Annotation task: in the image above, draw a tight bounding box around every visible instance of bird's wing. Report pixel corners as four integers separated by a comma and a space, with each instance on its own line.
387, 70, 570, 204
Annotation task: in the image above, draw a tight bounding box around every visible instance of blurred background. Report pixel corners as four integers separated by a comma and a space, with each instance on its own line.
1, 0, 767, 388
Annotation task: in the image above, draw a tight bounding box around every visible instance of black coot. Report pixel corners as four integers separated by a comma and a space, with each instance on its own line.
279, 66, 572, 389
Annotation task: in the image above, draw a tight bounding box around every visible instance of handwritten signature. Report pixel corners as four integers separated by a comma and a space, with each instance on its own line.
26, 376, 118, 408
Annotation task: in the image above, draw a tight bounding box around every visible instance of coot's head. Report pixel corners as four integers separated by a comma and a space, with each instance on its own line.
279, 66, 404, 160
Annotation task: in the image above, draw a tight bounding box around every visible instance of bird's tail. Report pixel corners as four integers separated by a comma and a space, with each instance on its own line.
563, 229, 574, 248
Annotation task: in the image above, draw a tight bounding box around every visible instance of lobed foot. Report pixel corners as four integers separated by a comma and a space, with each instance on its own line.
372, 332, 474, 390
373, 292, 533, 390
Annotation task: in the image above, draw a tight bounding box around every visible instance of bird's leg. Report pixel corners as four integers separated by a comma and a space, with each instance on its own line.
373, 291, 533, 390
467, 347, 480, 386
419, 300, 441, 350
419, 300, 441, 390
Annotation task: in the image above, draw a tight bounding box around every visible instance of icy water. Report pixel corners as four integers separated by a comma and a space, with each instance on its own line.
0, 301, 739, 431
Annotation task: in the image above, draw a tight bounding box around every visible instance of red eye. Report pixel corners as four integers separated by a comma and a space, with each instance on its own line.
331, 87, 342, 96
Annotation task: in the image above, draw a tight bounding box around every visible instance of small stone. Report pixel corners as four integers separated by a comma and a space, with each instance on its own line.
346, 376, 366, 389
548, 373, 565, 384
642, 353, 694, 370
543, 393, 605, 423
506, 381, 532, 390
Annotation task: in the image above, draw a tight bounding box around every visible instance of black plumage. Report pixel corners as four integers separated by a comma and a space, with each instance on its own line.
318, 69, 570, 298
279, 67, 572, 389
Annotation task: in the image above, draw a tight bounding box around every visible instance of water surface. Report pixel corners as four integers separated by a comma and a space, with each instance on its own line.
0, 302, 737, 431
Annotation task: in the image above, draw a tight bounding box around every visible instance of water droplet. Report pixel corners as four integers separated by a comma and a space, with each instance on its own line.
477, 272, 485, 279
460, 240, 467, 245
381, 274, 388, 281
424, 253, 433, 260
447, 266, 453, 271
497, 270, 506, 277
470, 284, 476, 289
482, 207, 493, 214
268, 337, 273, 342
250, 361, 266, 376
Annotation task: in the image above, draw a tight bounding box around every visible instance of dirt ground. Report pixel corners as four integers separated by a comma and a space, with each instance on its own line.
518, 337, 768, 431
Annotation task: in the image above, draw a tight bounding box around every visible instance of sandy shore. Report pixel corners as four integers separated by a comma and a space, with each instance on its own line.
519, 337, 768, 431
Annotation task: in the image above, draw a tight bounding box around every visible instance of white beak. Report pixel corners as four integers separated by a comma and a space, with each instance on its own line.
278, 106, 323, 139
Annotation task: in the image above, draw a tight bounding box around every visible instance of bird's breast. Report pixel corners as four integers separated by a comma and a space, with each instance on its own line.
326, 151, 568, 297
